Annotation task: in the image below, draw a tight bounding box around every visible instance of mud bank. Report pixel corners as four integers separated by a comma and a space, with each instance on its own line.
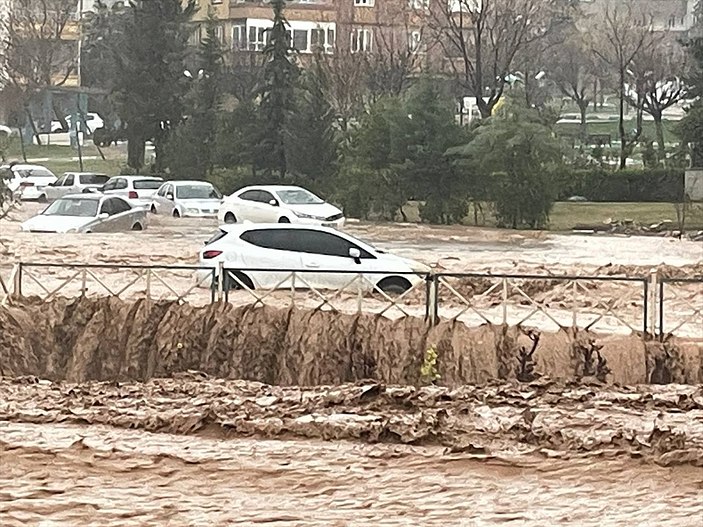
1, 298, 701, 385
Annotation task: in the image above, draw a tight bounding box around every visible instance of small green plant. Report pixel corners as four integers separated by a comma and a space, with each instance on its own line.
420, 346, 441, 385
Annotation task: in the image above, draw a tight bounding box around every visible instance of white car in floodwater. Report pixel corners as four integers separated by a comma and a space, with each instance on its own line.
151, 180, 222, 217
21, 194, 148, 233
1, 163, 58, 201
218, 185, 345, 228
197, 223, 427, 294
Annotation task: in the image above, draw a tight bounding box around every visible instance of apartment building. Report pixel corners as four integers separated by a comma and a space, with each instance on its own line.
191, 0, 432, 61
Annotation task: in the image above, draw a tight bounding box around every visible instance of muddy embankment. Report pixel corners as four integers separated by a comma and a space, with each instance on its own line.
0, 297, 701, 385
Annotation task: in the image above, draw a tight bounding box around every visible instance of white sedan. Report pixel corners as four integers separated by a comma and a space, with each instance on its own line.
218, 185, 345, 228
21, 194, 148, 233
1, 163, 57, 201
197, 223, 427, 294
151, 180, 222, 217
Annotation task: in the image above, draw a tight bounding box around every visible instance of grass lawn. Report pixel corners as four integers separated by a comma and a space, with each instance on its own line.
548, 202, 703, 231
555, 119, 680, 144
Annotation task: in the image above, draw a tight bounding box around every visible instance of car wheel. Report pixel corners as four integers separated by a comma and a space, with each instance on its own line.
224, 212, 236, 224
131, 222, 143, 231
173, 209, 180, 218
278, 216, 291, 223
37, 194, 47, 203
377, 277, 411, 296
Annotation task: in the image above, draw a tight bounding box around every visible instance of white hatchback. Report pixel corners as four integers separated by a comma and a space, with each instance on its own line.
218, 185, 345, 228
101, 175, 164, 208
198, 224, 427, 294
0, 164, 57, 201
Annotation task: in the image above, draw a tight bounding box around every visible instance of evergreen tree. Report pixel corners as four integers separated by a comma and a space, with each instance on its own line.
256, 0, 298, 180
110, 0, 195, 170
163, 12, 223, 179
286, 69, 338, 191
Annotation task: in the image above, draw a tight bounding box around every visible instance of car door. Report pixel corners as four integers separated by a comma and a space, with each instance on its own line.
62, 173, 77, 196
295, 229, 375, 291
254, 190, 281, 222
92, 198, 115, 232
109, 197, 137, 230
154, 184, 173, 214
233, 189, 261, 221
237, 228, 304, 289
46, 175, 66, 201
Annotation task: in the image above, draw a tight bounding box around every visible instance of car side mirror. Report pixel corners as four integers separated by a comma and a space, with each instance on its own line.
166, 193, 174, 201
269, 199, 278, 206
349, 247, 361, 263
99, 212, 109, 219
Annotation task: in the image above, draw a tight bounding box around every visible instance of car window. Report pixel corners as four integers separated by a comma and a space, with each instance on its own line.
115, 178, 128, 190
79, 174, 109, 185
238, 190, 260, 202
63, 174, 74, 186
133, 179, 163, 190
276, 189, 324, 205
26, 167, 55, 178
257, 191, 276, 204
103, 179, 117, 191
110, 197, 132, 214
100, 198, 114, 215
44, 197, 99, 217
157, 184, 167, 197
241, 228, 373, 258
205, 229, 228, 245
55, 175, 66, 186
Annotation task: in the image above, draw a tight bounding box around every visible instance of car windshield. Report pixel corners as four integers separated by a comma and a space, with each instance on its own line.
133, 179, 163, 190
43, 198, 99, 217
18, 168, 54, 178
176, 184, 222, 200
79, 174, 109, 185
276, 189, 324, 205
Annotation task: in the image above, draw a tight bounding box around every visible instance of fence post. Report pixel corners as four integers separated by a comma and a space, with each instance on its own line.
356, 273, 363, 314
501, 277, 509, 325
145, 268, 151, 300
80, 268, 87, 296
291, 271, 296, 308
14, 262, 22, 298
571, 280, 578, 328
217, 261, 224, 303
649, 269, 659, 339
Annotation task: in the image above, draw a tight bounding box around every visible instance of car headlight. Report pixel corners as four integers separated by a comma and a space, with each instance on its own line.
294, 211, 325, 220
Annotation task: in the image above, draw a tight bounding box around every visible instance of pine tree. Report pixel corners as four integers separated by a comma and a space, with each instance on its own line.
256, 0, 298, 180
286, 69, 338, 190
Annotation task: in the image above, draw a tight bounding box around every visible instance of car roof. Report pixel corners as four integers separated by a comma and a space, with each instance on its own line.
2, 164, 53, 171
61, 193, 103, 201
238, 185, 305, 193
109, 175, 163, 181
219, 223, 338, 235
64, 172, 107, 176
167, 180, 213, 186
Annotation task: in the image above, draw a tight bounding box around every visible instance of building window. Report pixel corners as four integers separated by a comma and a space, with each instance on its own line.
292, 29, 308, 51
350, 28, 373, 53
409, 0, 429, 9
232, 23, 245, 50
248, 26, 267, 51
408, 30, 423, 53
354, 0, 374, 7
312, 27, 335, 54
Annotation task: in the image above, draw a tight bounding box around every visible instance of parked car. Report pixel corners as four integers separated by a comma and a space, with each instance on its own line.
0, 163, 57, 201
100, 175, 164, 208
0, 124, 13, 136
50, 113, 104, 135
151, 180, 222, 217
20, 194, 148, 233
40, 172, 110, 202
218, 185, 345, 228
197, 224, 427, 294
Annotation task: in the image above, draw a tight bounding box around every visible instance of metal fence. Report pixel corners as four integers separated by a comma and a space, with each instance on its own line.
2, 262, 701, 339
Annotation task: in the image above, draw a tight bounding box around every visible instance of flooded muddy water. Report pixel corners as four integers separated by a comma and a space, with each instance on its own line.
2, 422, 703, 527
1, 377, 703, 526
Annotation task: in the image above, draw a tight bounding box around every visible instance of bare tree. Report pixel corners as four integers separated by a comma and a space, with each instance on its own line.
591, 0, 660, 169
549, 30, 599, 138
430, 0, 571, 118
0, 0, 79, 140
624, 41, 688, 156
314, 50, 368, 133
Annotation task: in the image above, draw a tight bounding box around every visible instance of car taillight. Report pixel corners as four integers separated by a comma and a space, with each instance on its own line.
128, 191, 138, 199
202, 250, 222, 259
19, 181, 34, 187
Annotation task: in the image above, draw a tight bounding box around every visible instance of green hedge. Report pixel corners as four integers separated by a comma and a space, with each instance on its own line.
552, 168, 685, 202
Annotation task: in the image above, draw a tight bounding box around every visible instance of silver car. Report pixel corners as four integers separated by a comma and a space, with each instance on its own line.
151, 180, 222, 217
20, 194, 148, 233
42, 172, 110, 202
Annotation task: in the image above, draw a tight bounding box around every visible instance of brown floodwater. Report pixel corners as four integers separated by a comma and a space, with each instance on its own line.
1, 422, 702, 527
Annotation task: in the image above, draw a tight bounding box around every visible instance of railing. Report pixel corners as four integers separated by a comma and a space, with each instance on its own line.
3, 262, 702, 338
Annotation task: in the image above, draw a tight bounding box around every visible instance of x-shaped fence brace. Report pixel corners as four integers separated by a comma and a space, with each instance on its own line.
660, 281, 703, 336
223, 270, 423, 317
436, 276, 644, 333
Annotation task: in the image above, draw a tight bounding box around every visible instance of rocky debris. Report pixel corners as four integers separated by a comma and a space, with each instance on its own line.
573, 218, 703, 241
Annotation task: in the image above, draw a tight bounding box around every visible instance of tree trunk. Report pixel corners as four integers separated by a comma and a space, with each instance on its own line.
618, 69, 626, 170
127, 130, 145, 170
578, 101, 588, 140
653, 112, 665, 157
24, 106, 41, 146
